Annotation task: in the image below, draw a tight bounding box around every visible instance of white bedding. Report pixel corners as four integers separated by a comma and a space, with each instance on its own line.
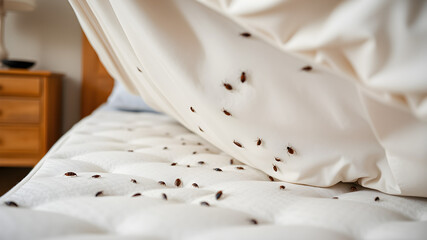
1, 108, 427, 240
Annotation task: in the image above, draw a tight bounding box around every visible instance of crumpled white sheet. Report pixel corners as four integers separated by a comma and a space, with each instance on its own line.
69, 0, 427, 197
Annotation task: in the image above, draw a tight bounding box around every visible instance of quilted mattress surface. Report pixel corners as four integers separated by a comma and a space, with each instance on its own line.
1, 109, 427, 240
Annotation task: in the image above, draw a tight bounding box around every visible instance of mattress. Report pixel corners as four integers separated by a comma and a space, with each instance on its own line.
1, 108, 427, 240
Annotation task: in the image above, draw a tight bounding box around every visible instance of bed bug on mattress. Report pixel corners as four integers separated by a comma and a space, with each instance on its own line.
132, 193, 142, 197
64, 172, 77, 177
171, 162, 177, 166
163, 147, 168, 150
233, 140, 243, 148
215, 191, 223, 200
127, 149, 134, 152
279, 185, 286, 190
230, 159, 234, 165
350, 186, 357, 192
131, 179, 137, 184
198, 161, 205, 165
223, 109, 232, 116
193, 151, 197, 155
256, 138, 262, 146
240, 32, 251, 37
4, 201, 18, 207
250, 219, 258, 225
236, 166, 244, 170
286, 146, 295, 155
174, 178, 182, 187
95, 191, 103, 197
301, 65, 312, 71
240, 72, 246, 83
192, 183, 199, 188
187, 165, 191, 168
158, 181, 166, 186
375, 196, 380, 202
268, 176, 274, 181
137, 67, 142, 72
190, 106, 195, 112
332, 197, 339, 199
197, 142, 202, 145
273, 165, 278, 172
223, 83, 233, 90
274, 157, 281, 162
162, 193, 168, 200
200, 201, 210, 206
213, 168, 223, 172
199, 126, 204, 132
91, 174, 101, 178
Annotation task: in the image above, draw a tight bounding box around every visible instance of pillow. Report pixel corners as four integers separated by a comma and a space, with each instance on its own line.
106, 79, 157, 113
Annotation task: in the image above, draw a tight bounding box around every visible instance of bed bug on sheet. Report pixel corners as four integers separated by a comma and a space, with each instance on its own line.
132, 193, 142, 197
250, 219, 258, 225
286, 146, 295, 155
301, 65, 312, 71
199, 127, 204, 132
127, 150, 134, 152
187, 165, 191, 168
375, 196, 380, 202
233, 141, 243, 148
190, 106, 195, 112
158, 181, 166, 186
332, 197, 339, 199
193, 151, 197, 155
171, 162, 177, 166
95, 191, 103, 197
198, 161, 205, 165
350, 186, 357, 192
163, 147, 168, 150
162, 193, 168, 200
174, 178, 182, 187
236, 166, 244, 170
4, 201, 18, 207
279, 185, 286, 190
213, 168, 223, 172
131, 179, 137, 184
192, 183, 199, 188
268, 176, 274, 181
240, 32, 251, 37
230, 159, 234, 165
256, 138, 262, 146
273, 165, 278, 172
223, 83, 233, 90
274, 157, 281, 162
215, 191, 223, 200
200, 201, 210, 206
240, 72, 246, 83
64, 172, 77, 177
137, 67, 142, 72
91, 174, 101, 178
197, 142, 202, 145
223, 109, 232, 116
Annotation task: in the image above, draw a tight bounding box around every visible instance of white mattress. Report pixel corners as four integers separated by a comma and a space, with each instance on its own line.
1, 108, 427, 240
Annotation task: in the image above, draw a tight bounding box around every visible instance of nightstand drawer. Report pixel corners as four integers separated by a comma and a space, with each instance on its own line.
0, 126, 40, 153
0, 76, 41, 97
0, 99, 40, 123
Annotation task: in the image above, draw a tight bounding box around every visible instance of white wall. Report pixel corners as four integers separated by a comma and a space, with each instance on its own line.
5, 0, 82, 133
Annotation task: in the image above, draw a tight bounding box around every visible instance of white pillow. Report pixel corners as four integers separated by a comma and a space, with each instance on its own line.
107, 80, 157, 113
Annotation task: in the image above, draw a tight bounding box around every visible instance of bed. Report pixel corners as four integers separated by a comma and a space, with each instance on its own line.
2, 1, 427, 239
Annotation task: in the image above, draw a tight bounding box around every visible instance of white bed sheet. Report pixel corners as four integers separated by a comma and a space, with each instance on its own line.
1, 108, 427, 240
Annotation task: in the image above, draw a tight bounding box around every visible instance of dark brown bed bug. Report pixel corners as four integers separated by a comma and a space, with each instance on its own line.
132, 193, 141, 197
256, 138, 262, 146
198, 126, 204, 132
273, 165, 278, 172
163, 147, 168, 150
240, 72, 246, 83
213, 168, 223, 172
158, 181, 166, 186
91, 174, 101, 178
279, 185, 286, 190
4, 201, 18, 207
162, 193, 168, 200
301, 65, 312, 71
127, 149, 134, 152
193, 151, 197, 155
240, 32, 251, 37
64, 172, 77, 177
236, 166, 244, 170
131, 179, 137, 184
223, 83, 233, 90
230, 159, 234, 165
137, 67, 142, 72
215, 191, 223, 200
274, 157, 281, 162
332, 197, 339, 199
192, 183, 199, 188
350, 186, 357, 192
187, 165, 191, 168
233, 140, 243, 148
286, 146, 295, 155
268, 176, 274, 181
95, 191, 103, 197
250, 219, 258, 225
223, 109, 232, 116
171, 162, 177, 166
200, 201, 210, 206
198, 161, 205, 165
375, 196, 380, 202
174, 178, 182, 187
190, 106, 195, 112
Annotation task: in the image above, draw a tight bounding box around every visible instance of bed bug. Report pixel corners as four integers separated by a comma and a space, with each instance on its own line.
198, 161, 205, 165
158, 181, 166, 186
240, 32, 251, 37
332, 197, 339, 199
91, 175, 101, 178
273, 165, 278, 172
162, 193, 168, 200
223, 83, 233, 90
286, 146, 295, 155
4, 201, 18, 207
240, 72, 246, 83
193, 151, 197, 155
233, 140, 243, 148
171, 162, 177, 166
197, 142, 202, 145
215, 191, 223, 200
279, 185, 286, 190
174, 178, 182, 187
200, 201, 210, 206
163, 147, 168, 150
132, 193, 142, 197
250, 219, 258, 225
199, 127, 204, 132
230, 159, 234, 165
375, 196, 380, 202
268, 176, 274, 181
128, 149, 134, 152
256, 138, 262, 146
95, 191, 103, 197
131, 179, 137, 184
274, 157, 281, 162
64, 172, 77, 177
223, 109, 232, 116
137, 67, 142, 72
350, 186, 357, 192
213, 168, 223, 172
192, 183, 199, 188
301, 65, 312, 71
190, 106, 195, 112
236, 166, 244, 170
187, 165, 191, 168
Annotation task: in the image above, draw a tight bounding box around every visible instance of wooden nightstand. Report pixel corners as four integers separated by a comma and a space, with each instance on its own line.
0, 69, 62, 167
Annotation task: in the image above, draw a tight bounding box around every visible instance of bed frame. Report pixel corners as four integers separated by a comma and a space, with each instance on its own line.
81, 34, 114, 118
